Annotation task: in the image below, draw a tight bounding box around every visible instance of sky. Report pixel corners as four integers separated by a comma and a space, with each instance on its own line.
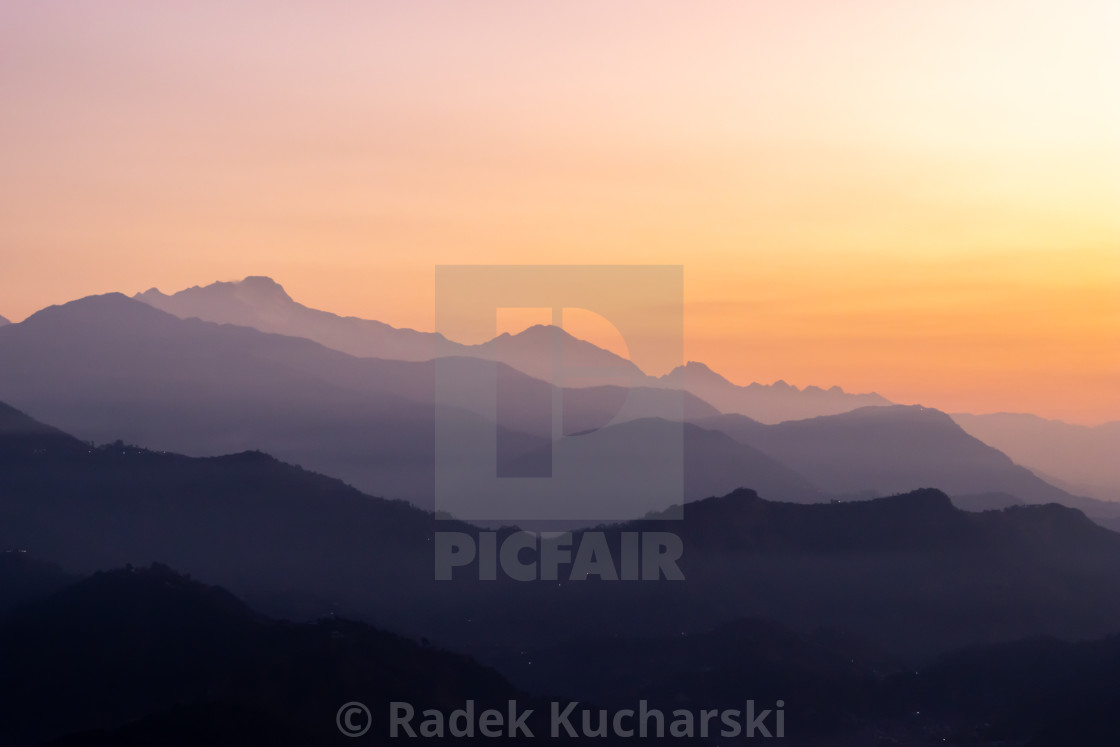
1, 1, 1117, 423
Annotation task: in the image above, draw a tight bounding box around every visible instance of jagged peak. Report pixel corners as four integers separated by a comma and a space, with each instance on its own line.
137, 277, 295, 305
233, 276, 294, 303
662, 360, 732, 383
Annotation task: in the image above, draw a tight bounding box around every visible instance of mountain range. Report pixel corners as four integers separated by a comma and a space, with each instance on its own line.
5, 286, 1108, 526
693, 406, 1119, 520
136, 276, 461, 362
135, 277, 891, 422
4, 276, 1118, 745
0, 294, 723, 519
953, 412, 1120, 503
7, 389, 1120, 742
654, 360, 891, 423
6, 401, 1120, 662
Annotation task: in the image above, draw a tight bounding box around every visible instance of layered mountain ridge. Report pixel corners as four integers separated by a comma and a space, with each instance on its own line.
135, 276, 891, 422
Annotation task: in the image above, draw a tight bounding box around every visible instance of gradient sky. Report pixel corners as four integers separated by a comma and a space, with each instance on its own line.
1, 1, 1117, 423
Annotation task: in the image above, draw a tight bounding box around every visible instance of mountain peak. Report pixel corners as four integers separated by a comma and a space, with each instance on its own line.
136, 277, 294, 308
511, 323, 564, 338
0, 314, 9, 327
235, 276, 293, 303
659, 360, 733, 386
682, 361, 729, 380
503, 324, 594, 346
474, 322, 643, 380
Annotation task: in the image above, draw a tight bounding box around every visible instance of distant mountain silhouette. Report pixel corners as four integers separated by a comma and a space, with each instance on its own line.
654, 360, 891, 423
505, 418, 822, 509
0, 314, 9, 326
0, 399, 89, 457
0, 294, 712, 513
136, 277, 892, 421
136, 278, 642, 385
695, 405, 1101, 513
136, 276, 463, 361
466, 323, 644, 385
953, 412, 1120, 504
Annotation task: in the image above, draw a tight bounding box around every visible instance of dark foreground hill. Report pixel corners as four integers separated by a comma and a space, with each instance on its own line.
7, 564, 1120, 746
1, 565, 687, 747
499, 616, 1120, 746
493, 487, 1120, 659
0, 399, 450, 628
0, 551, 74, 615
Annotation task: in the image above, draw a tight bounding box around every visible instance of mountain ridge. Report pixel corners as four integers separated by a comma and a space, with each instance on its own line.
0, 293, 713, 511
135, 277, 893, 421
136, 278, 460, 362
653, 359, 891, 423
7, 403, 1120, 662
952, 411, 1120, 503
694, 405, 1104, 514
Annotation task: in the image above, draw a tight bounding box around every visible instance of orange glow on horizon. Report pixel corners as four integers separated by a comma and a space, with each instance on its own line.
0, 1, 1116, 424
